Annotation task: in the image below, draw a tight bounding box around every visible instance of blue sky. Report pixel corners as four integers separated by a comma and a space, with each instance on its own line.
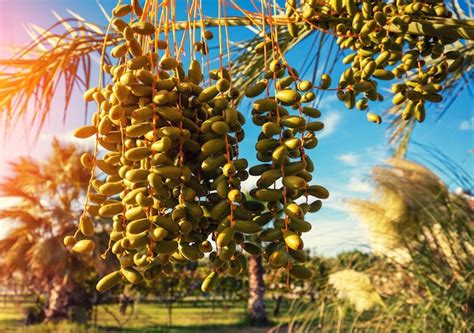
0, 0, 472, 255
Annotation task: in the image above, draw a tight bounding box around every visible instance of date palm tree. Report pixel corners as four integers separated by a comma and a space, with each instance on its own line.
247, 254, 269, 325
0, 1, 473, 327
0, 139, 112, 322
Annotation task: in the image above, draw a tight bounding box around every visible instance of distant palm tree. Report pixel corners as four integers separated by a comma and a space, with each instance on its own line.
247, 254, 269, 325
0, 139, 112, 322
242, 191, 270, 326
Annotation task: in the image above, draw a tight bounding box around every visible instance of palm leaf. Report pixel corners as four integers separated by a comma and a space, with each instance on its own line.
0, 18, 120, 134
0, 6, 473, 144
0, 139, 112, 289
0, 210, 41, 228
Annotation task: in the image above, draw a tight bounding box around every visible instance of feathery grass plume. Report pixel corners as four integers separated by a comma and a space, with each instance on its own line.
348, 156, 473, 279
285, 154, 472, 331
348, 158, 450, 263
329, 269, 384, 313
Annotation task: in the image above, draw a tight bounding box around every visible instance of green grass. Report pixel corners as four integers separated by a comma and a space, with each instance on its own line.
0, 297, 291, 332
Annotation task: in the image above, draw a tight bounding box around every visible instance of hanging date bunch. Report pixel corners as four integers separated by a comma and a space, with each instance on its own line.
243, 1, 328, 282
64, 0, 327, 293
288, 0, 469, 123
61, 0, 474, 293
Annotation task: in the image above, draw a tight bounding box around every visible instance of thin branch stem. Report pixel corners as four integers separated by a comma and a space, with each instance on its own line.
167, 16, 474, 40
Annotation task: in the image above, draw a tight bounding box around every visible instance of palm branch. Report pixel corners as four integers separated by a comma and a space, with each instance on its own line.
0, 6, 473, 139
0, 138, 111, 292
0, 13, 120, 134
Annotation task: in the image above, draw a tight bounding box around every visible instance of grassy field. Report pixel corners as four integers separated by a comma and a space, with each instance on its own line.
0, 297, 291, 332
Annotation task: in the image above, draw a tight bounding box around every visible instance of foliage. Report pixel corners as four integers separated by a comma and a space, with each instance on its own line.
0, 139, 114, 321
0, 0, 472, 330
139, 262, 201, 326
0, 14, 118, 133
284, 158, 473, 332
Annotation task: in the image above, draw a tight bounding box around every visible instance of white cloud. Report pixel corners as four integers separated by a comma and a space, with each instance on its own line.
347, 176, 372, 193
318, 112, 341, 139
459, 116, 474, 131
321, 190, 350, 213
337, 153, 359, 166
304, 216, 370, 255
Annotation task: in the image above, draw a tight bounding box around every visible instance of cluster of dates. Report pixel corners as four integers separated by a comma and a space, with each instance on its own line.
286, 0, 466, 122
65, 1, 327, 293
244, 57, 328, 276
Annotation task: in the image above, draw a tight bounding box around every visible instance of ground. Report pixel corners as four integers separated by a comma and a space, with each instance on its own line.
0, 296, 291, 332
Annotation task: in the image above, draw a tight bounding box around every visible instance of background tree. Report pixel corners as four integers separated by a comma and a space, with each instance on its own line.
137, 262, 201, 326
243, 202, 273, 325
0, 139, 113, 322
247, 254, 269, 325
214, 275, 247, 313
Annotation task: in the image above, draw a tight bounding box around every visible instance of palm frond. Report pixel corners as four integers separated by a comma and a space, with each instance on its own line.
0, 8, 473, 149
0, 18, 120, 134
0, 139, 113, 288
0, 209, 41, 227
28, 237, 69, 278
231, 25, 317, 107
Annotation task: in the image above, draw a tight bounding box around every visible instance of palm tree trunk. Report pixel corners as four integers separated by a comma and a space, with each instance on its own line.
273, 295, 283, 317
247, 255, 269, 326
44, 280, 73, 321
167, 301, 173, 326
44, 278, 92, 323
